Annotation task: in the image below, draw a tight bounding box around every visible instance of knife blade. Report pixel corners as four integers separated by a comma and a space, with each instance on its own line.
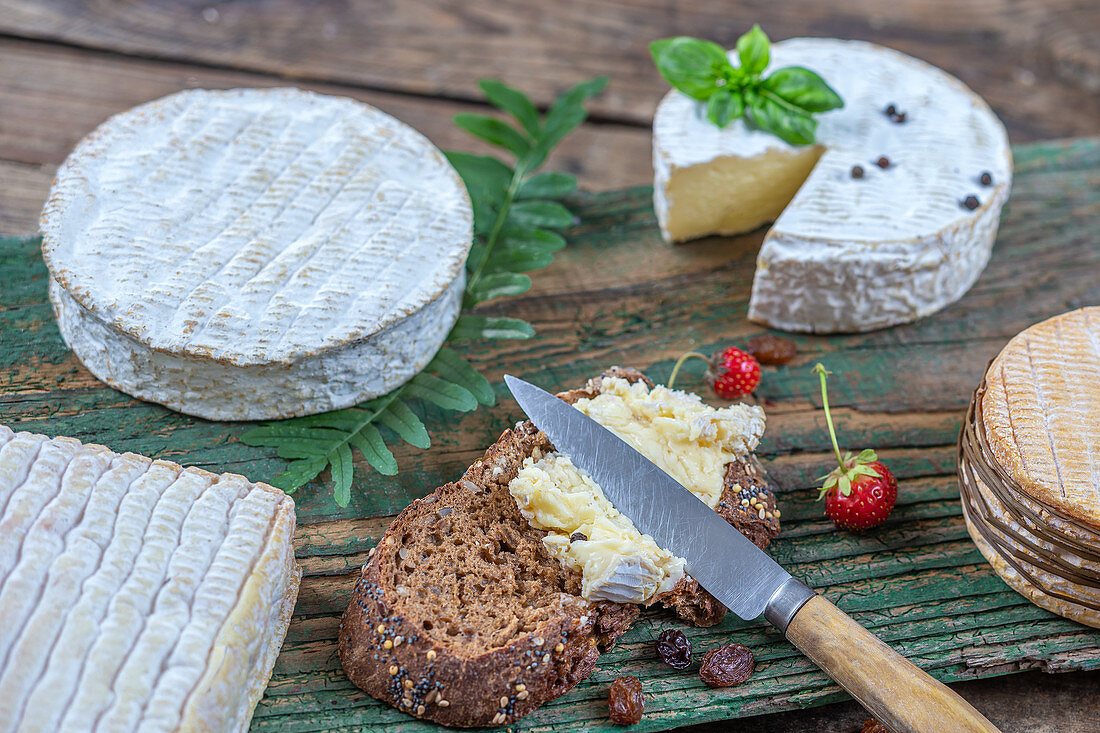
504, 374, 1001, 733
503, 373, 809, 624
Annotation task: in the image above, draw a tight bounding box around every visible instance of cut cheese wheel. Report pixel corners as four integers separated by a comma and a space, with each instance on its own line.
41, 88, 472, 420
0, 425, 300, 732
653, 39, 1012, 333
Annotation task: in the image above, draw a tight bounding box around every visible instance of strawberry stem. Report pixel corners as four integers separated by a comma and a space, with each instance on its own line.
813, 363, 847, 472
667, 352, 709, 388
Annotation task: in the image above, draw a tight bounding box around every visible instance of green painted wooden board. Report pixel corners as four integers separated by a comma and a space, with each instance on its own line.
2, 137, 1099, 732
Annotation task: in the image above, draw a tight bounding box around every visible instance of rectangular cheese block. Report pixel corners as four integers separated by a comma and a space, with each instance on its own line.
0, 425, 300, 733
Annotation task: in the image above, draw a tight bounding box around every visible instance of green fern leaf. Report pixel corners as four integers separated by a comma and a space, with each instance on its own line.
466, 271, 531, 304
270, 456, 329, 493
450, 315, 535, 342
429, 348, 496, 405
500, 227, 566, 252
509, 200, 575, 229
404, 372, 478, 411
241, 425, 347, 448
479, 79, 541, 137
329, 443, 355, 507
454, 113, 532, 158
517, 171, 577, 199
349, 424, 398, 476
444, 152, 512, 207
485, 247, 554, 273
379, 399, 431, 449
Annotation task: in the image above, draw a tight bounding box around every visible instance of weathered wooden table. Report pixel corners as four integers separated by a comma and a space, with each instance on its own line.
1, 3, 1099, 731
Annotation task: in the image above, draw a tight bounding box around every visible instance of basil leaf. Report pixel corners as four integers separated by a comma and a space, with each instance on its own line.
649, 36, 730, 101
736, 24, 770, 76
705, 88, 745, 127
748, 93, 818, 145
762, 66, 844, 113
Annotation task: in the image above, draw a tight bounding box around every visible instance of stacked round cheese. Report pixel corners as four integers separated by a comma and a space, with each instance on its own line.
41, 88, 472, 421
958, 307, 1100, 628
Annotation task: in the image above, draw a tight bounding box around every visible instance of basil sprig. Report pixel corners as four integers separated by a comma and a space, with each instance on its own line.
650, 25, 843, 145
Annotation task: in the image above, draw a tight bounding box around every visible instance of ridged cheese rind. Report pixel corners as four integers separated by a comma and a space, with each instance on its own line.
980, 307, 1100, 531
0, 428, 299, 733
40, 87, 472, 420
961, 466, 1100, 628
653, 39, 1012, 333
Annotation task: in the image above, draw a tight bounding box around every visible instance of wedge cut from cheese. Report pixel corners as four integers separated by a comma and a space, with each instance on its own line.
0, 425, 300, 733
41, 87, 472, 420
653, 39, 1012, 333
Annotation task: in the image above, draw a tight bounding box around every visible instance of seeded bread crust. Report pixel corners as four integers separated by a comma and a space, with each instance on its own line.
338, 367, 779, 726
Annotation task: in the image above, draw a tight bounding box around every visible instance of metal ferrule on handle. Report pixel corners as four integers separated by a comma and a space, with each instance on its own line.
763, 576, 816, 633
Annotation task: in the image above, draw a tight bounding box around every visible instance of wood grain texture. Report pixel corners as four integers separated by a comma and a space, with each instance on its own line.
785, 594, 999, 732
2, 1, 1100, 237
1, 0, 1097, 136
0, 38, 650, 234
1, 137, 1098, 731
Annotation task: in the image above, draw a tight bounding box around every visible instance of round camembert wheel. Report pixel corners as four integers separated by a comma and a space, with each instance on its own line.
41, 88, 472, 420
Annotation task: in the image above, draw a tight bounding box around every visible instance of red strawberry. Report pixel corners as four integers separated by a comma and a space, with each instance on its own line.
813, 363, 897, 531
710, 347, 761, 399
667, 346, 761, 399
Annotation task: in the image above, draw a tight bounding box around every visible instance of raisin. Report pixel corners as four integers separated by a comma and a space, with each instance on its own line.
655, 629, 692, 670
698, 643, 754, 687
861, 719, 889, 733
744, 334, 798, 366
607, 676, 644, 725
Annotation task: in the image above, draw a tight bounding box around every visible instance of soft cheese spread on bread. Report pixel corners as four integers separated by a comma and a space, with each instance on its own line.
508, 377, 766, 603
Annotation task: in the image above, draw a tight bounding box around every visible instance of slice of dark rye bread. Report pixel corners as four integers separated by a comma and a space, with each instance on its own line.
338, 368, 780, 727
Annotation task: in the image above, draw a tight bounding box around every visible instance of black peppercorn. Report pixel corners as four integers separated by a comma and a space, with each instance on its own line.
884, 104, 897, 117
962, 195, 980, 210
850, 165, 865, 179
894, 111, 907, 123
875, 156, 890, 169
979, 171, 993, 186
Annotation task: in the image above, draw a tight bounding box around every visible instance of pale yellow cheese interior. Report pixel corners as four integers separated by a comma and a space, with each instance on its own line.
508, 377, 766, 603
663, 147, 822, 242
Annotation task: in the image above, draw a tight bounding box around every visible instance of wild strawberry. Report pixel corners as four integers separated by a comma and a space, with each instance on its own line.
667, 346, 761, 399
813, 363, 897, 531
709, 347, 761, 399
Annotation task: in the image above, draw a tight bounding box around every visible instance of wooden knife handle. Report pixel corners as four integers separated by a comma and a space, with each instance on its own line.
785, 595, 1000, 733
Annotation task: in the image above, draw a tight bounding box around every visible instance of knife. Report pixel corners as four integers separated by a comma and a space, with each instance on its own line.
505, 375, 999, 733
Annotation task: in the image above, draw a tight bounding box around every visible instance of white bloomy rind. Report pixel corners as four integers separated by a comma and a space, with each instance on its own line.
653, 39, 1012, 333
41, 88, 472, 420
0, 424, 301, 733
